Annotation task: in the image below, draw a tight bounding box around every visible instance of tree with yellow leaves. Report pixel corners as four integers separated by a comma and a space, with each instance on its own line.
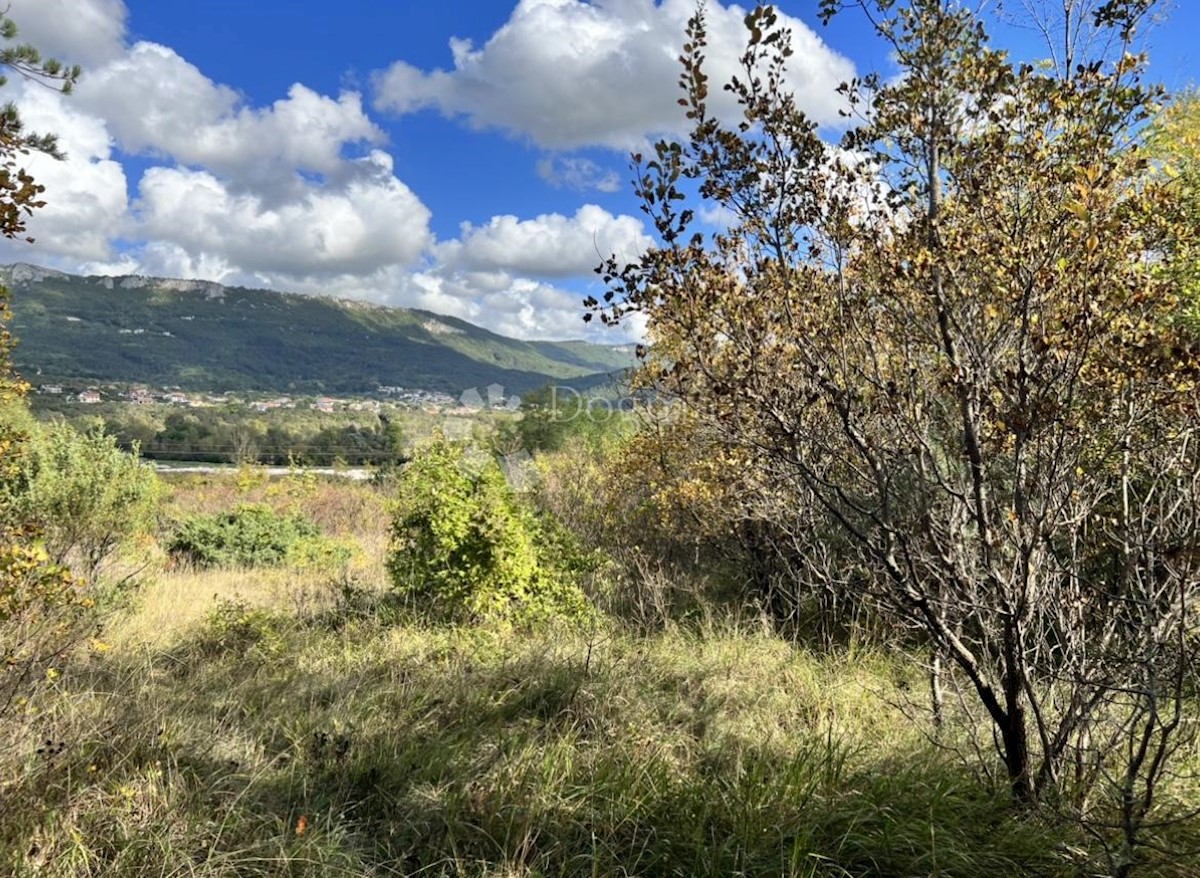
594, 1, 1198, 871
1147, 88, 1200, 317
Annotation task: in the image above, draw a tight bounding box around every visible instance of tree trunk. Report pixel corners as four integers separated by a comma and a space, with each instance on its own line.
1003, 624, 1034, 804
1002, 699, 1033, 803
929, 650, 945, 733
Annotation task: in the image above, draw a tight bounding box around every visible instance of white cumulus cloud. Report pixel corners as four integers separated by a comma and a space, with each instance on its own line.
130, 151, 432, 281
5, 0, 127, 67
77, 43, 384, 198
0, 84, 128, 262
374, 0, 855, 150
390, 269, 606, 341
5, 9, 433, 290
440, 205, 651, 277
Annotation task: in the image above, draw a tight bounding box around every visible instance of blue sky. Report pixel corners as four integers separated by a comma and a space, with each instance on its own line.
3, 0, 1198, 341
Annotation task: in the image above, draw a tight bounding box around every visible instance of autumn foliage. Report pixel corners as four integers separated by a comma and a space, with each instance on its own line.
594, 0, 1200, 864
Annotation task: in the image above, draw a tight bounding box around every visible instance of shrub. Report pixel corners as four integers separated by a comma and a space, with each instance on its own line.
388, 438, 591, 625
195, 597, 288, 659
0, 527, 90, 719
285, 532, 355, 574
0, 419, 95, 721
167, 504, 322, 570
4, 421, 159, 580
0, 415, 111, 720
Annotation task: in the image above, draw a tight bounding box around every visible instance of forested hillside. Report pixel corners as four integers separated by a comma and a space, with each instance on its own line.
2, 264, 635, 394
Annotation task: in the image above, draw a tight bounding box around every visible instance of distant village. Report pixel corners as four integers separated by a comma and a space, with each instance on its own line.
34, 383, 460, 413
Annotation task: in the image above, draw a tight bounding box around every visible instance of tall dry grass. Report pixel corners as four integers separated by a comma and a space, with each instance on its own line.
2, 470, 1197, 877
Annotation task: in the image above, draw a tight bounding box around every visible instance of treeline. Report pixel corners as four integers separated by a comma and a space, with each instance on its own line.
35, 401, 408, 466
30, 386, 633, 466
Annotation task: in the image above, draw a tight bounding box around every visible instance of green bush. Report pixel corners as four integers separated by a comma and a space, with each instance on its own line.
195, 597, 288, 659
1, 379, 108, 723
4, 421, 159, 580
167, 504, 322, 570
286, 531, 356, 574
0, 529, 88, 719
388, 438, 591, 625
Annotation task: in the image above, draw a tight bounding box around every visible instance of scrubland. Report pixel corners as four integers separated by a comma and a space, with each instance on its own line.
2, 458, 1198, 878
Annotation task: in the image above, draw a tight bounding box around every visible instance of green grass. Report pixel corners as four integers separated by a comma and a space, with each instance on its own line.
3, 599, 1099, 878
4, 471, 1198, 877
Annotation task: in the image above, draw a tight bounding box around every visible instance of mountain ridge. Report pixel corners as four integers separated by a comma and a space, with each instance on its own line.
0, 264, 635, 395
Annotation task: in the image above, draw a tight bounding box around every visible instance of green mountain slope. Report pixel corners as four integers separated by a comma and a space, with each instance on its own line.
1, 264, 635, 394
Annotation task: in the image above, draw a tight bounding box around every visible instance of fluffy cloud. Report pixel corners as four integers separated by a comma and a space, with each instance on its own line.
0, 0, 129, 267
6, 11, 432, 288
130, 151, 432, 281
0, 84, 128, 262
5, 0, 127, 67
390, 269, 607, 341
440, 205, 650, 277
77, 44, 383, 198
374, 0, 855, 150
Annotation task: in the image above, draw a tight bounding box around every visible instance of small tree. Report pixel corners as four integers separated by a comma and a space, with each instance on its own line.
5, 422, 159, 580
493, 384, 623, 456
595, 0, 1199, 866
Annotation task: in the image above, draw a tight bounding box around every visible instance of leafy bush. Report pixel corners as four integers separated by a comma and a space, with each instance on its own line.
1, 321, 97, 720
529, 428, 756, 628
285, 531, 355, 574
195, 597, 288, 659
0, 525, 90, 719
388, 438, 591, 625
4, 421, 159, 580
167, 504, 323, 570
